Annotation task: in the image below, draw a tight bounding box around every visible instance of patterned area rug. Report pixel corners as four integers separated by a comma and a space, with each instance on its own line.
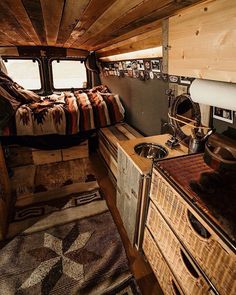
0, 186, 141, 295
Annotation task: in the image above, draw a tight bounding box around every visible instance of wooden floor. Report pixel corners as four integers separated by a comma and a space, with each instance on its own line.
90, 153, 163, 295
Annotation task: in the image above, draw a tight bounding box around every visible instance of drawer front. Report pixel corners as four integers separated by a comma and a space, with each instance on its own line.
150, 169, 236, 295
143, 228, 185, 295
147, 201, 212, 295
62, 141, 88, 161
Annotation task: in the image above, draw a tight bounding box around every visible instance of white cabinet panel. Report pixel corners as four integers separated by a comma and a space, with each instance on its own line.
117, 146, 142, 245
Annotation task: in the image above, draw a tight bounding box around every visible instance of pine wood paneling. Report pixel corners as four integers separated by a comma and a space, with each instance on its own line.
56, 0, 91, 47
80, 0, 201, 50
0, 1, 34, 45
0, 47, 19, 56
168, 0, 236, 82
0, 32, 16, 46
93, 19, 162, 51
71, 0, 146, 49
3, 0, 41, 45
21, 0, 47, 45
0, 0, 203, 55
81, 0, 168, 49
98, 28, 162, 57
40, 0, 64, 46
64, 0, 117, 48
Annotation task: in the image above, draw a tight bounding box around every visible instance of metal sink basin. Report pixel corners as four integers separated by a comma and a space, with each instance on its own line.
134, 143, 168, 160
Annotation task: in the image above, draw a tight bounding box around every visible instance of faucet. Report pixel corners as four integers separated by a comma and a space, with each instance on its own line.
164, 123, 180, 149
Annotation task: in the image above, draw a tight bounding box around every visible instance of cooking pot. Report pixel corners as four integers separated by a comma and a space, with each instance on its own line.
204, 133, 236, 172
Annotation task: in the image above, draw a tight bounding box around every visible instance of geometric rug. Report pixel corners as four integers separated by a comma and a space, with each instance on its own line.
7, 181, 101, 238
0, 185, 141, 295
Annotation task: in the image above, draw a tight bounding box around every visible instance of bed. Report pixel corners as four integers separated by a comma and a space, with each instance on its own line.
0, 71, 125, 137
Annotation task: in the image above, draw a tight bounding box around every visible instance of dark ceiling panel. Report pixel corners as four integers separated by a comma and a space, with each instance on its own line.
22, 0, 47, 45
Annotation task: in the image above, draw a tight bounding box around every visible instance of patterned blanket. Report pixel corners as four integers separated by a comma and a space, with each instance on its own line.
3, 89, 124, 136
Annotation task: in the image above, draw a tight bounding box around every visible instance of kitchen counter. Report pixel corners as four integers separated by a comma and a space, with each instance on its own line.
118, 133, 188, 175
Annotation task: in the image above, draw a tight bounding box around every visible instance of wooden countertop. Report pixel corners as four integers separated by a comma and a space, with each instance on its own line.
118, 134, 188, 175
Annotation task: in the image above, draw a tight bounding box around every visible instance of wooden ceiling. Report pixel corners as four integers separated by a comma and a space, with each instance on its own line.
0, 0, 202, 57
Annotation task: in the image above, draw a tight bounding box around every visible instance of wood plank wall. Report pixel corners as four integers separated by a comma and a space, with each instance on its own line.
168, 0, 236, 83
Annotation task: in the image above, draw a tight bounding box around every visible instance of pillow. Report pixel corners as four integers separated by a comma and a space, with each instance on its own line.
89, 85, 110, 93
0, 70, 40, 104
12, 83, 41, 103
0, 85, 21, 130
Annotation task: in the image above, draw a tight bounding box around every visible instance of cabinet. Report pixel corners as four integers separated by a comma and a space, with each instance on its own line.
143, 163, 236, 295
98, 123, 143, 183
117, 145, 150, 247
167, 0, 236, 83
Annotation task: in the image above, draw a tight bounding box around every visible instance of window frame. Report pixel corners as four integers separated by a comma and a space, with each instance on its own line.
2, 56, 44, 93
48, 57, 88, 92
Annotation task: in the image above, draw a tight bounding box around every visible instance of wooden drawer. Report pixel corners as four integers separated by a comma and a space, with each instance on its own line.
150, 168, 236, 295
61, 141, 88, 161
7, 141, 89, 167
143, 228, 185, 295
32, 149, 62, 165
147, 201, 213, 295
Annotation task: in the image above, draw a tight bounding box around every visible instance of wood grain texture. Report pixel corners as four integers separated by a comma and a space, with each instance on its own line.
81, 0, 171, 49
40, 0, 64, 46
56, 0, 91, 46
0, 0, 202, 54
70, 0, 145, 49
0, 1, 34, 45
98, 28, 162, 57
3, 0, 41, 45
61, 141, 89, 161
168, 0, 236, 82
64, 0, 117, 48
79, 0, 202, 50
22, 0, 47, 45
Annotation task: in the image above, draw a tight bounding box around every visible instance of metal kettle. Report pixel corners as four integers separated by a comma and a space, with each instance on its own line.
188, 129, 214, 154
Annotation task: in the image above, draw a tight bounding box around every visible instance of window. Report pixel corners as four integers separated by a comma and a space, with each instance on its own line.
51, 59, 87, 90
3, 58, 42, 90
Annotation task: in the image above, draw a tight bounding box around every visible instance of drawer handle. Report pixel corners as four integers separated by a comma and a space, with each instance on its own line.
171, 280, 181, 295
187, 210, 211, 239
180, 249, 199, 279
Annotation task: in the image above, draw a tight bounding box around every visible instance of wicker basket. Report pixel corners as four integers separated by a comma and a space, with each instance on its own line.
143, 228, 185, 295
150, 168, 236, 295
146, 201, 213, 295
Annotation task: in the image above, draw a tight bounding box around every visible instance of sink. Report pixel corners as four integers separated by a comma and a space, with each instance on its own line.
134, 143, 168, 160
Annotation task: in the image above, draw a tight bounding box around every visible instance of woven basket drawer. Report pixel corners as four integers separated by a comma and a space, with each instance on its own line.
143, 228, 185, 295
150, 169, 236, 295
147, 201, 212, 295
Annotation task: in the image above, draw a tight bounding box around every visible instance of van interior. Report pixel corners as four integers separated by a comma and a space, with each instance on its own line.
0, 1, 236, 294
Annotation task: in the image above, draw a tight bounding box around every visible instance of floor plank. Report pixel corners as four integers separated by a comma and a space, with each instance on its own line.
90, 153, 163, 295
